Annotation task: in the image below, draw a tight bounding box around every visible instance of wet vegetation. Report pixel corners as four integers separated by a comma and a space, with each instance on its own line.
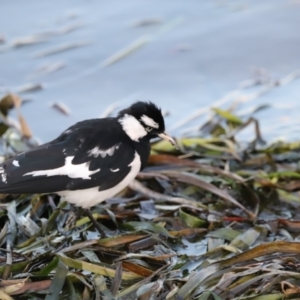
1, 94, 300, 299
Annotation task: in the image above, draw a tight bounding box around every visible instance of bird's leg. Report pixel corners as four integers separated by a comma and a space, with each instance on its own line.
83, 209, 107, 238
64, 207, 78, 231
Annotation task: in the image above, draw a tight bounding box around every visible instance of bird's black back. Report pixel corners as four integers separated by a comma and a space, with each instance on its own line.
0, 118, 150, 194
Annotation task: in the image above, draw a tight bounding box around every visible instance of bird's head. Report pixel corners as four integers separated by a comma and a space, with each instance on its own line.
118, 101, 177, 147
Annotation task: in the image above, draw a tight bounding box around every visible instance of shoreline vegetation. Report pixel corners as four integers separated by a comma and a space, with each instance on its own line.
1, 94, 300, 299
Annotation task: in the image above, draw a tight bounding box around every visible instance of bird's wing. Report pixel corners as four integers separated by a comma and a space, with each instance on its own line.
0, 119, 138, 194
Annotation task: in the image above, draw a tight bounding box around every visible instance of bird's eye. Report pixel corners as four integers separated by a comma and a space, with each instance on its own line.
145, 127, 153, 132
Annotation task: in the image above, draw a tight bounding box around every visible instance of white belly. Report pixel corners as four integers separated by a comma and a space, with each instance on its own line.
58, 151, 141, 208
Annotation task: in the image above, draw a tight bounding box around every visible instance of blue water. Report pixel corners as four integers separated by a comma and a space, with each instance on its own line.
0, 0, 299, 143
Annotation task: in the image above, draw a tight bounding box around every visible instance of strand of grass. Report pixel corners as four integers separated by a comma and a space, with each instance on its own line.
178, 241, 300, 298
3, 202, 17, 279
161, 171, 256, 218
102, 37, 148, 67
0, 261, 29, 275
9, 279, 52, 296
227, 117, 265, 145
101, 17, 183, 68
75, 213, 109, 227
116, 264, 169, 298
0, 290, 13, 300
169, 78, 259, 131
60, 240, 99, 254
34, 41, 91, 58
2, 224, 12, 280
147, 154, 246, 182
98, 234, 148, 248
45, 259, 68, 300
58, 254, 141, 281
15, 231, 62, 255
43, 201, 68, 235
99, 101, 120, 118
128, 179, 206, 208
171, 70, 300, 133
110, 262, 122, 296
0, 222, 8, 247
15, 233, 40, 249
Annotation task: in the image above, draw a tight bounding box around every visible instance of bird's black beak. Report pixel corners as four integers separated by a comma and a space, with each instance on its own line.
157, 132, 178, 149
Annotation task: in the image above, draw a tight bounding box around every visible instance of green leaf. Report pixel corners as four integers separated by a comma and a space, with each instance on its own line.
230, 227, 266, 251
32, 257, 59, 276
212, 107, 243, 125
45, 259, 68, 300
197, 291, 223, 300
207, 228, 241, 241
0, 123, 9, 136
268, 170, 300, 179
179, 209, 207, 228
58, 254, 140, 281
124, 221, 173, 237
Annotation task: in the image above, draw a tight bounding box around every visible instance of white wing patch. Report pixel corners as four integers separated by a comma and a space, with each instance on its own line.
119, 114, 147, 141
24, 156, 100, 180
0, 167, 7, 183
13, 160, 20, 167
87, 144, 120, 158
59, 151, 141, 208
141, 114, 159, 129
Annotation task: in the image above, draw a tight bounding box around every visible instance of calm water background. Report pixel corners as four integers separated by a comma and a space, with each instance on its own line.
0, 0, 300, 143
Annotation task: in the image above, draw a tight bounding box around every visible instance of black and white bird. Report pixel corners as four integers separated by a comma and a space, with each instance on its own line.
0, 101, 176, 208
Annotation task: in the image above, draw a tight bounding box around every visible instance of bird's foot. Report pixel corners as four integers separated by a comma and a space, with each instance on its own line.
84, 209, 107, 238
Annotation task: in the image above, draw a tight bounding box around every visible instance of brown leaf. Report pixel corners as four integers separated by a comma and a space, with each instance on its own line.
10, 280, 51, 295
9, 94, 22, 109
12, 36, 46, 47
98, 235, 148, 247
281, 281, 300, 296
128, 236, 158, 252
16, 83, 43, 93
278, 219, 300, 233
50, 102, 70, 116
0, 93, 32, 138
0, 290, 13, 300
18, 114, 32, 138
110, 262, 122, 296
0, 93, 20, 116
122, 261, 153, 277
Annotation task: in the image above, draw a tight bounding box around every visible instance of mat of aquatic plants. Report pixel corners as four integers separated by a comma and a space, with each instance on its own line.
1, 95, 300, 300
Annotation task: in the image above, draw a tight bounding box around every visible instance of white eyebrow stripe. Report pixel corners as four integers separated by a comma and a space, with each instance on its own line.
23, 156, 100, 180
140, 115, 159, 129
110, 168, 119, 172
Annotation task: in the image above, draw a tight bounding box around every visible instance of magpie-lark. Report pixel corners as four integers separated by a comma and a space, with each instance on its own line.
0, 101, 176, 208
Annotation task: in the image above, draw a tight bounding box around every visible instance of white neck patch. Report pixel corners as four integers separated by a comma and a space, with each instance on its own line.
119, 114, 147, 141
140, 114, 159, 129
